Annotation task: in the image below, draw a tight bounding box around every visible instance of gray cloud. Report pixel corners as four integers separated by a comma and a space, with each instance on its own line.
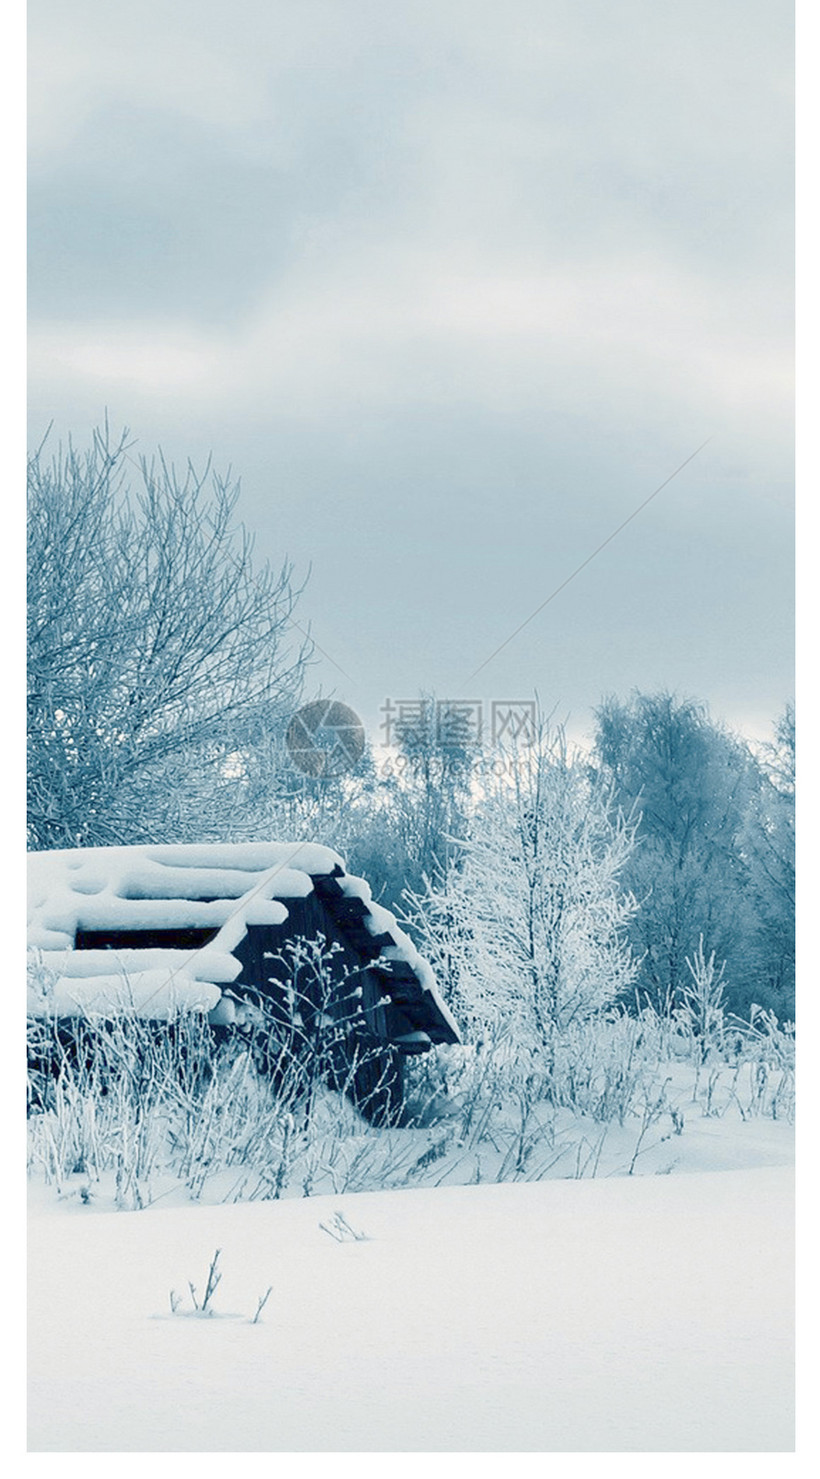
27, 0, 793, 742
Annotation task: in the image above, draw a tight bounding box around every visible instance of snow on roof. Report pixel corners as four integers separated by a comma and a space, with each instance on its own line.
26, 841, 455, 1034
28, 844, 339, 949
27, 968, 222, 1021
337, 873, 461, 1041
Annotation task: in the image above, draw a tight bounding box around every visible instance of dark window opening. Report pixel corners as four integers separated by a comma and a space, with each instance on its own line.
75, 927, 220, 951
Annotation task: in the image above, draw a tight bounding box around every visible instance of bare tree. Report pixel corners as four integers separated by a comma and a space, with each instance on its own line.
28, 423, 311, 848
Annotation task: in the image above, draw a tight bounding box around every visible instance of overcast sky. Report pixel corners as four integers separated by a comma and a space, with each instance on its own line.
27, 0, 794, 745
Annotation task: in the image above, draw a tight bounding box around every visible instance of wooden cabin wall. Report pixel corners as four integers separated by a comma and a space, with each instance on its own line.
231, 893, 404, 1123
233, 893, 387, 1037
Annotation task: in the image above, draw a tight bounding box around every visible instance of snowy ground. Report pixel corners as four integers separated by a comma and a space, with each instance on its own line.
28, 1157, 794, 1452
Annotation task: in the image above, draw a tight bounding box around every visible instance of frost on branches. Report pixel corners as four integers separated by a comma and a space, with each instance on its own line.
406, 726, 639, 1058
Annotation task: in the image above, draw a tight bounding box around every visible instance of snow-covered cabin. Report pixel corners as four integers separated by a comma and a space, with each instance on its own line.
27, 841, 460, 1119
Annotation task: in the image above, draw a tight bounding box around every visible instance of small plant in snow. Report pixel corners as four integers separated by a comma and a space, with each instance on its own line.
190, 1248, 223, 1314
170, 1248, 223, 1318
627, 1079, 673, 1174
169, 1253, 273, 1324
318, 1211, 369, 1242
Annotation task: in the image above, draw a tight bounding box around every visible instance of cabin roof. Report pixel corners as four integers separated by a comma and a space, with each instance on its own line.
27, 841, 460, 1043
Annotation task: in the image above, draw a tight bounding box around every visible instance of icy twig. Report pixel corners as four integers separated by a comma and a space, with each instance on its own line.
251, 1288, 273, 1324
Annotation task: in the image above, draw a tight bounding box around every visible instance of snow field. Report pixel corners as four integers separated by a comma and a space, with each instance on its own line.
28, 1167, 793, 1453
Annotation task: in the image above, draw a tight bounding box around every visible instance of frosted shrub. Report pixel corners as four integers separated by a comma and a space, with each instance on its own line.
27, 962, 794, 1209
725, 1005, 795, 1121
404, 1011, 665, 1141
27, 1011, 223, 1207
28, 991, 416, 1207
549, 1011, 661, 1124
736, 1004, 795, 1069
676, 938, 728, 1064
403, 1040, 490, 1127
403, 1033, 522, 1138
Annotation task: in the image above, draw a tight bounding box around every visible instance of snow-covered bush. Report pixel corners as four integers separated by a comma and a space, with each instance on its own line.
27, 992, 794, 1210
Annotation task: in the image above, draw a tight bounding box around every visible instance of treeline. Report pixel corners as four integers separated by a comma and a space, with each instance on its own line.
28, 430, 794, 1029
328, 694, 795, 1028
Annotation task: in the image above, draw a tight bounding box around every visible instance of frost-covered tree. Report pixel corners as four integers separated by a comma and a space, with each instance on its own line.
741, 705, 795, 1016
28, 424, 310, 849
593, 690, 796, 1019
404, 723, 639, 1058
593, 691, 762, 1015
344, 695, 478, 911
